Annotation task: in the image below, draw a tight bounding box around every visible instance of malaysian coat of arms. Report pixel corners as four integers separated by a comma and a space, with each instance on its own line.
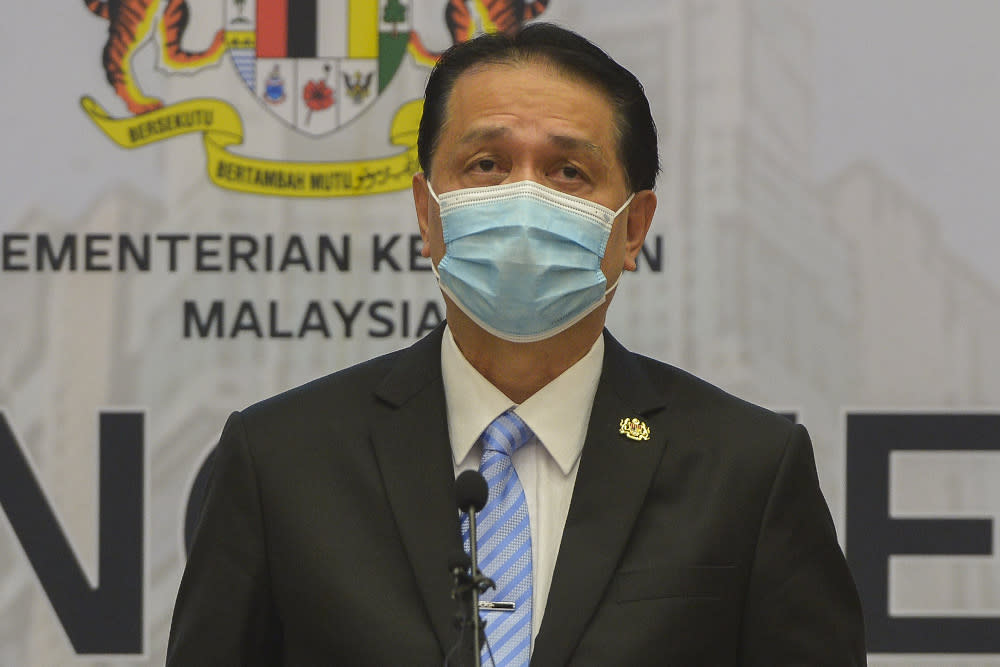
79, 0, 551, 198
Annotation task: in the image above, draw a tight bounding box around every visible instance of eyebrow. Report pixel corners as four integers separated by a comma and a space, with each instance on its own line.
456, 127, 608, 163
549, 134, 607, 163
457, 126, 510, 145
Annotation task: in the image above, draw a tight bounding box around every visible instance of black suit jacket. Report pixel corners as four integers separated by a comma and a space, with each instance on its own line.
167, 325, 865, 665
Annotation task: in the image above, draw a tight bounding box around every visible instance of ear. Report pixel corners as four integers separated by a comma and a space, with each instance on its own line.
622, 190, 657, 271
412, 172, 432, 258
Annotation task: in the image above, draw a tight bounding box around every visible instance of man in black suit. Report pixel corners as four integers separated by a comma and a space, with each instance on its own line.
168, 24, 865, 665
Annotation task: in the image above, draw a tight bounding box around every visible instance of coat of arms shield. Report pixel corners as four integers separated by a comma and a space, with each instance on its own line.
226, 0, 413, 136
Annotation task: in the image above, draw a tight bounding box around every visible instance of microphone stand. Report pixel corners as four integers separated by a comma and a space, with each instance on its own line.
452, 504, 495, 667
467, 507, 484, 666
451, 471, 493, 667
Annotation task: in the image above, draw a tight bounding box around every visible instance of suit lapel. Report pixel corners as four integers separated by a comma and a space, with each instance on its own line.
369, 325, 463, 658
532, 331, 671, 666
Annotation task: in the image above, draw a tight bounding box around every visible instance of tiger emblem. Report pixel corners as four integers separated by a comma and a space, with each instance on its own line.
410, 0, 550, 59
83, 0, 226, 115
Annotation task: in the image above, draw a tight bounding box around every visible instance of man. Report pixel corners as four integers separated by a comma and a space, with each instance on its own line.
168, 24, 866, 665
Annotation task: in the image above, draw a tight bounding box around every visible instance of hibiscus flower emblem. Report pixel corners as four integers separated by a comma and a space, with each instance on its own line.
303, 64, 334, 125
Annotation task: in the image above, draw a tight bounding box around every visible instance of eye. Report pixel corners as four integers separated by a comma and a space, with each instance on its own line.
460, 154, 508, 186
560, 165, 581, 180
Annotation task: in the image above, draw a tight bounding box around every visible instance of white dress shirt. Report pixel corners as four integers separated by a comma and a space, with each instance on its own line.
440, 325, 604, 648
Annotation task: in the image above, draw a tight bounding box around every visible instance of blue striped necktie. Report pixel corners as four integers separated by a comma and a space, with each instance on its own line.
461, 409, 534, 666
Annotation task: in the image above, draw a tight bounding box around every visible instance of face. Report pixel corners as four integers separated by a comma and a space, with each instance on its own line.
412, 61, 656, 312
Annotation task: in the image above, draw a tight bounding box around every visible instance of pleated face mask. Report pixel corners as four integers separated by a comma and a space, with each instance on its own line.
427, 180, 634, 343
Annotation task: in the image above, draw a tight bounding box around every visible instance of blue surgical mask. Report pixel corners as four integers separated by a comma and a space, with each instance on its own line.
427, 180, 634, 343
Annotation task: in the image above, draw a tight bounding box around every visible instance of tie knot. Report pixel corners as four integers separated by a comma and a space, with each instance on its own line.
481, 409, 534, 457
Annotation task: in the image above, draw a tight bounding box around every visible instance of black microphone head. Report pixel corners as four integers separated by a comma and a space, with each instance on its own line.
455, 470, 488, 512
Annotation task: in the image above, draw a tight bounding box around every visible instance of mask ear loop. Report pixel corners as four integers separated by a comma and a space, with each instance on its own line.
602, 272, 622, 296
425, 179, 443, 284
426, 180, 442, 205
613, 192, 635, 219
601, 192, 636, 296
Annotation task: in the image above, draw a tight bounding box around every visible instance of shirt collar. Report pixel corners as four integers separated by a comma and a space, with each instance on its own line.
441, 325, 604, 475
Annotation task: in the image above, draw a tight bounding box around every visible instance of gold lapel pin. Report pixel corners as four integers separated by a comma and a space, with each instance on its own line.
619, 417, 650, 441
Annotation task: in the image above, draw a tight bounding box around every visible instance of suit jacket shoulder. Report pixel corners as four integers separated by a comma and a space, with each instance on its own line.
534, 331, 866, 666
240, 325, 445, 436
168, 326, 457, 665
602, 331, 798, 465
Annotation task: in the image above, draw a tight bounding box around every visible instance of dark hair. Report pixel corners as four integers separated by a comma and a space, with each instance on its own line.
417, 23, 660, 191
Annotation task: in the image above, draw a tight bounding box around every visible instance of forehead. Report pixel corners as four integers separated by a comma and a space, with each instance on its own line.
436, 61, 622, 164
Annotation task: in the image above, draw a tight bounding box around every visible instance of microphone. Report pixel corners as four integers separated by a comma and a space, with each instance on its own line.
455, 470, 488, 513
451, 471, 491, 666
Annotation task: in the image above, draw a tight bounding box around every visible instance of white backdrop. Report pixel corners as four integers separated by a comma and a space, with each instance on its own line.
2, 1, 999, 664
